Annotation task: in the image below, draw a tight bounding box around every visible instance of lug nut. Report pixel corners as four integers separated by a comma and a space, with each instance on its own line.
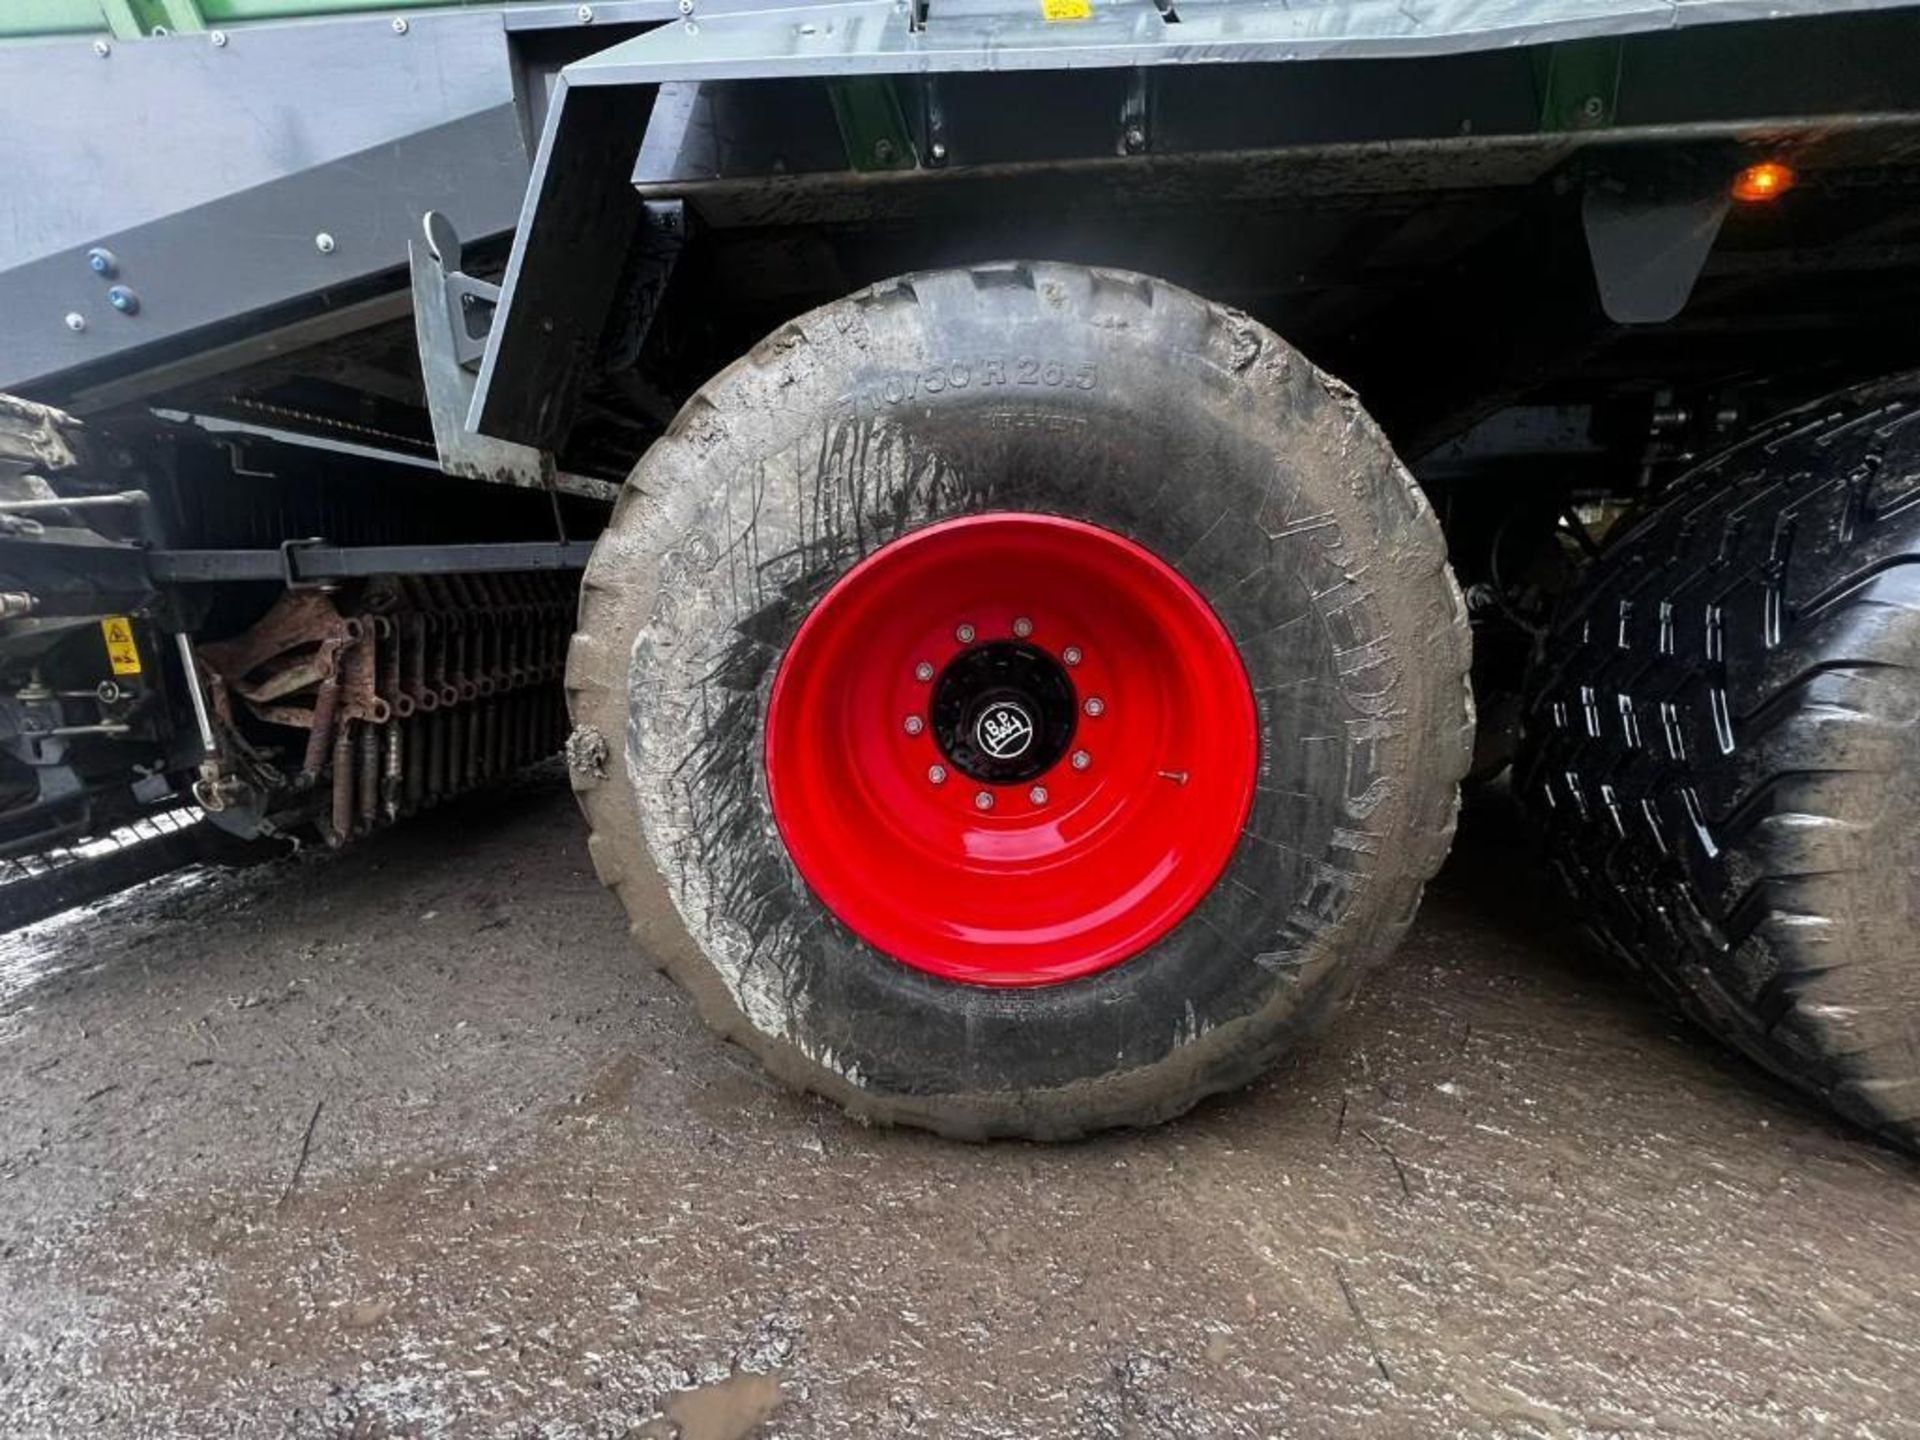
1012, 616, 1033, 638
974, 790, 994, 811
1071, 750, 1092, 771
1029, 785, 1048, 805
903, 715, 924, 736
1062, 646, 1083, 666
1083, 696, 1105, 717
955, 623, 976, 645
927, 764, 947, 785
914, 661, 935, 682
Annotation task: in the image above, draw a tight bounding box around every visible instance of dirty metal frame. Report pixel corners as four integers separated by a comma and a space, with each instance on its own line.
464, 0, 1920, 453
189, 568, 577, 843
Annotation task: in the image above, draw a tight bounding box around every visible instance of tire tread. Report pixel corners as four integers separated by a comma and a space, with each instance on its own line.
1519, 372, 1920, 1147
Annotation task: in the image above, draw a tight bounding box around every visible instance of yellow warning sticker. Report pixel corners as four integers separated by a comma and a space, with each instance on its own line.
1042, 0, 1092, 19
100, 615, 142, 676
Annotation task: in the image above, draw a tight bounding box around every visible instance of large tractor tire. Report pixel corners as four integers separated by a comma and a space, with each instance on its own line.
1519, 373, 1920, 1148
566, 263, 1472, 1139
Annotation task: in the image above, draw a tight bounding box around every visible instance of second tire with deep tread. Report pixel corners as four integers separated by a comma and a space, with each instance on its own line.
1519, 372, 1920, 1147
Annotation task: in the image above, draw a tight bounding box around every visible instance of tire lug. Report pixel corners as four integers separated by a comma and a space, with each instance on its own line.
1062, 646, 1083, 666
928, 764, 947, 785
1012, 616, 1034, 638
1070, 750, 1092, 771
974, 790, 994, 811
955, 623, 976, 645
903, 715, 925, 736
1083, 696, 1105, 718
1028, 785, 1048, 805
915, 661, 935, 682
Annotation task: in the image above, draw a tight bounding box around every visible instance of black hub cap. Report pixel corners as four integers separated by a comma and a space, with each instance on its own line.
931, 641, 1077, 784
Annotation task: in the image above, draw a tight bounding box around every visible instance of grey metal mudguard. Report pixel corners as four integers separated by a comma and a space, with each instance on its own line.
2, 0, 1915, 403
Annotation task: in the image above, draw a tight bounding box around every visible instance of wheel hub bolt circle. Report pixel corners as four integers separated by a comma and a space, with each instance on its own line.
974, 790, 994, 810
955, 623, 976, 645
1084, 696, 1105, 717
903, 715, 924, 736
1071, 750, 1092, 771
1012, 616, 1034, 638
1029, 785, 1048, 805
1062, 646, 1083, 666
914, 661, 935, 682
928, 764, 947, 784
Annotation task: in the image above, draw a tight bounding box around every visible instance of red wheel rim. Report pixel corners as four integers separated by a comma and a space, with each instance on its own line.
764, 513, 1259, 987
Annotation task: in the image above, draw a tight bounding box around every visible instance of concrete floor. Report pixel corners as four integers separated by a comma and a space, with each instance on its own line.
1, 773, 1916, 1439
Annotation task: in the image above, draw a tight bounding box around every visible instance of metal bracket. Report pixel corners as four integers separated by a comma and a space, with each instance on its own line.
278, 537, 327, 590
922, 76, 950, 167
1119, 68, 1150, 155
409, 212, 551, 488
827, 78, 918, 172
1537, 38, 1623, 132
419, 211, 501, 372
445, 285, 501, 372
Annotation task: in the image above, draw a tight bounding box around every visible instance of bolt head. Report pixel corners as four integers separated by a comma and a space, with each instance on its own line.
678, 0, 694, 12
1071, 749, 1092, 771
930, 141, 948, 161
927, 764, 947, 785
63, 312, 86, 333
1028, 785, 1048, 805
577, 2, 594, 19
91, 38, 110, 56
1124, 125, 1147, 152
1083, 696, 1105, 718
210, 29, 227, 46
955, 623, 975, 645
391, 16, 409, 33
914, 661, 935, 683
105, 286, 138, 315
314, 232, 336, 254
974, 790, 994, 811
1012, 616, 1033, 638
1579, 94, 1606, 120
903, 715, 924, 736
1062, 645, 1083, 666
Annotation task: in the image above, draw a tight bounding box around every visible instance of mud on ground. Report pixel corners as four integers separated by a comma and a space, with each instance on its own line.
1, 773, 1916, 1438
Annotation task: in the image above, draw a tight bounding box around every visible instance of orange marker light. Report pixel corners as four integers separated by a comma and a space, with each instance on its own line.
1732, 161, 1796, 203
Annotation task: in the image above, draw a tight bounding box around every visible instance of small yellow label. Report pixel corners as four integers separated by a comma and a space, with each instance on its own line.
101, 615, 142, 676
1042, 0, 1092, 19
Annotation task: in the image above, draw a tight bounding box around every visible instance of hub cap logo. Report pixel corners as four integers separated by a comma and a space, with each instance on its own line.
976, 701, 1035, 760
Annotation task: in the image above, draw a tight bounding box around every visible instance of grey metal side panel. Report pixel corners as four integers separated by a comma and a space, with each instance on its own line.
0, 12, 534, 393
574, 0, 1920, 84
0, 108, 534, 394
0, 14, 520, 269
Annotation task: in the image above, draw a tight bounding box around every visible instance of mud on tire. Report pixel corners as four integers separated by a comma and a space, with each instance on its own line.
566, 262, 1472, 1139
1519, 373, 1920, 1148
